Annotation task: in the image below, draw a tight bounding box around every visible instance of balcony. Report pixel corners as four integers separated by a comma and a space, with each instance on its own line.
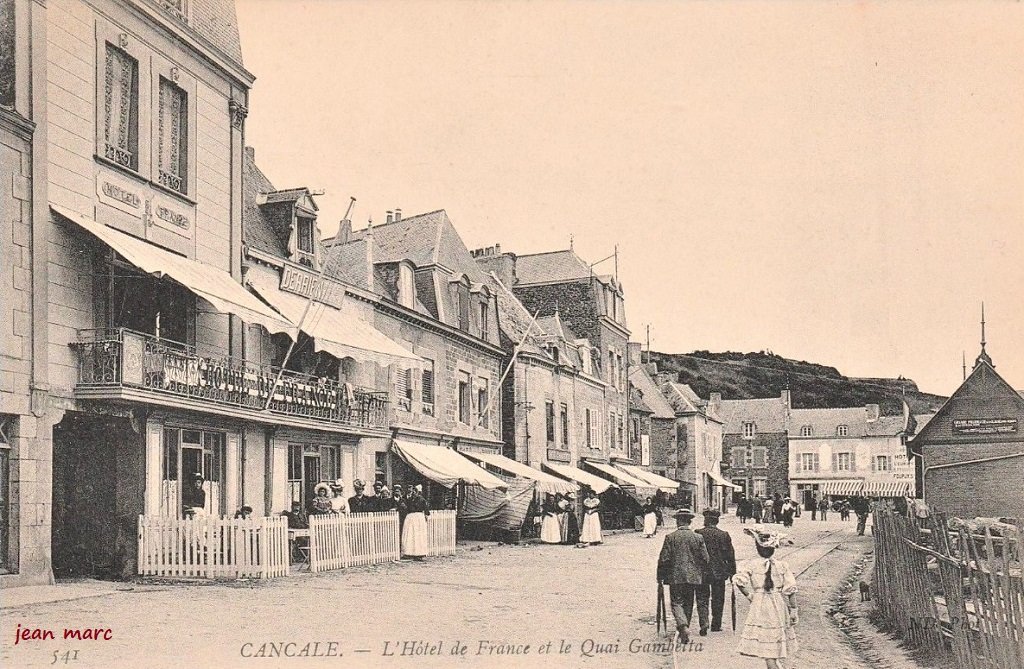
71, 328, 389, 431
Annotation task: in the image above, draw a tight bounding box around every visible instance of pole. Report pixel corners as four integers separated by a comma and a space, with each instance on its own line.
646, 324, 650, 364
263, 197, 357, 411
476, 305, 542, 428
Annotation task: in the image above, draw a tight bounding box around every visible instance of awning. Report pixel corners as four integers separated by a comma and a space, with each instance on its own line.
821, 479, 864, 496
583, 460, 659, 498
248, 270, 422, 370
615, 463, 680, 493
706, 463, 743, 490
390, 440, 506, 490
862, 481, 911, 497
461, 451, 577, 495
541, 462, 618, 495
54, 205, 293, 336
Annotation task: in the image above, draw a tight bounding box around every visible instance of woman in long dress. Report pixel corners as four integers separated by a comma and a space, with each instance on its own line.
562, 492, 581, 545
540, 494, 562, 544
580, 490, 603, 544
401, 484, 430, 560
641, 496, 659, 537
733, 528, 799, 669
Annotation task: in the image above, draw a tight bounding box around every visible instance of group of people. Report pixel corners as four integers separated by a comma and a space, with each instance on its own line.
658, 508, 799, 669
539, 489, 603, 546
735, 493, 800, 527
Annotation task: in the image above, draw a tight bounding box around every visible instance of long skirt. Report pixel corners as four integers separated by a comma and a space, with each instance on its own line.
738, 590, 799, 659
580, 511, 602, 543
540, 514, 561, 543
564, 513, 581, 545
402, 511, 428, 557
643, 512, 658, 536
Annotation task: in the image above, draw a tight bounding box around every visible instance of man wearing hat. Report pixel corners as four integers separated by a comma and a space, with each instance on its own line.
348, 479, 368, 514
657, 509, 711, 642
182, 472, 206, 517
696, 509, 737, 632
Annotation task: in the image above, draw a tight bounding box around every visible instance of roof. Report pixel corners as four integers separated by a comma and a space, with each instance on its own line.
628, 366, 676, 419
662, 382, 705, 415
264, 188, 317, 210
489, 272, 548, 358
912, 413, 936, 436
629, 392, 654, 414
514, 249, 594, 285
789, 406, 906, 438
537, 314, 567, 340
158, 0, 245, 67
242, 150, 288, 257
717, 397, 789, 434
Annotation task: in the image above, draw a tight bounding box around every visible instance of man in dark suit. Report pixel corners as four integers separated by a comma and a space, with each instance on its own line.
657, 509, 711, 643
695, 509, 737, 632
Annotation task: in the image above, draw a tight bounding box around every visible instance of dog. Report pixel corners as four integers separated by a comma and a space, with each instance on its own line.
859, 580, 871, 601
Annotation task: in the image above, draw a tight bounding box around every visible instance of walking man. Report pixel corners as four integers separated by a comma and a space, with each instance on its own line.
818, 496, 829, 521
852, 496, 870, 536
657, 509, 711, 644
695, 509, 737, 633
810, 495, 818, 521
751, 496, 763, 524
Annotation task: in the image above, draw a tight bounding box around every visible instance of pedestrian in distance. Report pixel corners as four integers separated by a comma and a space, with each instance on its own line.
695, 509, 737, 633
369, 480, 386, 512
377, 486, 397, 512
818, 497, 829, 521
540, 494, 562, 544
734, 528, 800, 669
657, 508, 712, 643
780, 498, 795, 527
557, 492, 571, 543
773, 493, 784, 523
751, 496, 763, 524
401, 484, 430, 560
348, 479, 369, 514
642, 496, 660, 538
329, 479, 349, 514
737, 495, 751, 524
580, 488, 603, 545
563, 492, 581, 545
762, 497, 773, 524
852, 496, 870, 536
810, 495, 818, 520
392, 484, 407, 527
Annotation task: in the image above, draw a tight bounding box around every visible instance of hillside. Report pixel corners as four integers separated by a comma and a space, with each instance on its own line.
647, 350, 947, 417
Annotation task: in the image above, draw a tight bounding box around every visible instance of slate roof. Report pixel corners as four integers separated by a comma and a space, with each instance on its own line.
662, 382, 703, 414
789, 406, 906, 438
264, 188, 317, 208
489, 272, 548, 358
717, 397, 790, 434
242, 150, 288, 257
514, 249, 593, 285
628, 365, 676, 419
152, 0, 245, 66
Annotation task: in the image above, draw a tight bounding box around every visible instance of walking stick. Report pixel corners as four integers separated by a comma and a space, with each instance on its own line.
730, 577, 737, 632
656, 582, 666, 634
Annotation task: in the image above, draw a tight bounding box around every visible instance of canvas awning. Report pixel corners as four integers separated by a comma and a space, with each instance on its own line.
583, 460, 659, 498
390, 440, 506, 490
541, 462, 618, 495
862, 481, 911, 497
54, 205, 293, 336
248, 270, 422, 370
821, 479, 864, 496
706, 463, 743, 489
615, 463, 680, 493
461, 451, 577, 495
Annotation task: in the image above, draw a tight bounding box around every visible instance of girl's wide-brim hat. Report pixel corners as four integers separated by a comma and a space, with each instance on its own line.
744, 527, 788, 548
314, 482, 331, 496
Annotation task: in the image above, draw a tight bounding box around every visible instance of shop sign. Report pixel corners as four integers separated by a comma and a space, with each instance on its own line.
280, 265, 338, 305
951, 418, 1018, 435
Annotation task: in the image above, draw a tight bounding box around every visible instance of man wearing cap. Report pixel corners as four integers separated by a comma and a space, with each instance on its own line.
696, 509, 737, 632
348, 479, 369, 514
657, 509, 712, 642
182, 472, 206, 517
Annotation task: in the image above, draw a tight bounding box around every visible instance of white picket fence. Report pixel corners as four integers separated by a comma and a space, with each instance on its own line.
427, 510, 457, 556
308, 512, 401, 572
137, 515, 289, 579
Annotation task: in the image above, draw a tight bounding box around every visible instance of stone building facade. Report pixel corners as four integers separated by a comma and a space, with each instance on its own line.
710, 390, 792, 501
661, 381, 724, 511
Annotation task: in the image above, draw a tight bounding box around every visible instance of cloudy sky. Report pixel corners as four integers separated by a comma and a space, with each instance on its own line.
236, 0, 1023, 396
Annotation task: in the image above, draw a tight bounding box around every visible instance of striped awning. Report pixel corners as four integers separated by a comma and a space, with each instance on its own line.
862, 481, 911, 497
821, 479, 864, 496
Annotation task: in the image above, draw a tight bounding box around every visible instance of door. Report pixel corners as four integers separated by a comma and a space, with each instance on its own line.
303, 455, 321, 512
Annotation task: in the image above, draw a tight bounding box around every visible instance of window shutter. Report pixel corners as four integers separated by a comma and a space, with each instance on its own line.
421, 366, 434, 404
850, 453, 856, 472
794, 456, 801, 473
832, 452, 838, 471
871, 456, 876, 472
813, 453, 820, 472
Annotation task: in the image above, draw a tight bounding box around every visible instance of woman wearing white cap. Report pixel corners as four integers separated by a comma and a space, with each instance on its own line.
580, 489, 603, 545
733, 528, 799, 669
402, 484, 430, 560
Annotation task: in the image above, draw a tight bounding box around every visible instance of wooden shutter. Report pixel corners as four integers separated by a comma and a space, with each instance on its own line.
832, 452, 838, 472
850, 452, 857, 472
870, 455, 876, 472
421, 364, 434, 404
813, 453, 820, 472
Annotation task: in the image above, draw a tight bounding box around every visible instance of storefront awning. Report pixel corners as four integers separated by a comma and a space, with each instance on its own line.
706, 463, 743, 489
461, 451, 577, 495
391, 440, 507, 490
541, 462, 618, 495
248, 271, 422, 370
615, 463, 680, 493
862, 481, 911, 497
583, 460, 659, 498
54, 205, 294, 336
821, 479, 864, 496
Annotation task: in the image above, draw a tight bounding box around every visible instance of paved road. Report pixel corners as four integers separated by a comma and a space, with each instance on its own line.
1, 514, 884, 669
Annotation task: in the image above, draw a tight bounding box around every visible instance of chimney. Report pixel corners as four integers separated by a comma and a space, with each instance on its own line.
395, 208, 402, 221
865, 404, 880, 422
386, 211, 393, 224
495, 243, 501, 254
244, 146, 255, 162
337, 219, 352, 245
474, 245, 517, 287
710, 392, 722, 404
627, 341, 642, 365
654, 371, 675, 387
780, 389, 791, 409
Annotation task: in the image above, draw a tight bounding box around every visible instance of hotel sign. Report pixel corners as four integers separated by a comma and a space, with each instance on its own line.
952, 418, 1018, 435
280, 265, 339, 306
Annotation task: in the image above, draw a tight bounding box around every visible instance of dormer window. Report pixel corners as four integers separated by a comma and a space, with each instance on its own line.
479, 300, 489, 339
742, 422, 756, 439
800, 425, 813, 437
837, 424, 849, 437
398, 264, 415, 308
296, 217, 315, 268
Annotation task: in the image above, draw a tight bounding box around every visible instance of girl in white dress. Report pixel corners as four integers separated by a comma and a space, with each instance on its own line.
580, 490, 603, 544
733, 528, 799, 669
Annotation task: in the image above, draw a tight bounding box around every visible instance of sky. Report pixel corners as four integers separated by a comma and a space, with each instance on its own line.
235, 0, 1024, 397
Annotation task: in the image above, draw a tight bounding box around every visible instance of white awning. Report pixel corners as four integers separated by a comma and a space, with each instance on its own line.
54, 205, 293, 336
706, 463, 743, 489
248, 270, 422, 370
821, 479, 864, 496
615, 463, 680, 493
390, 440, 507, 490
461, 451, 577, 495
862, 481, 911, 497
541, 462, 618, 495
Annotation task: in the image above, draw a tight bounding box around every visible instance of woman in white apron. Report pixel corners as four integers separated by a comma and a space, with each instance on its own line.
540, 494, 562, 544
580, 490, 603, 544
641, 496, 659, 537
401, 484, 430, 560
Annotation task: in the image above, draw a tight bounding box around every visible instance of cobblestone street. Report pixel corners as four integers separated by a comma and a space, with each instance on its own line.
1, 514, 924, 669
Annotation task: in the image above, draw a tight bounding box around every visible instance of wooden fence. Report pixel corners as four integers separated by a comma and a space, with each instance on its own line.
872, 503, 1024, 669
137, 515, 289, 579
308, 512, 401, 572
427, 510, 457, 556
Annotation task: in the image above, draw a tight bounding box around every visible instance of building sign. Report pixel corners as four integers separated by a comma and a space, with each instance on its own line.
951, 418, 1018, 435
280, 265, 337, 305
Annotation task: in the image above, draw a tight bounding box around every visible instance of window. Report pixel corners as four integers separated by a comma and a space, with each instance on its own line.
458, 372, 471, 424
0, 415, 13, 571
1, 1, 14, 108
617, 415, 624, 450
157, 77, 188, 194
585, 408, 593, 448
800, 425, 813, 437
456, 283, 470, 331
106, 265, 195, 344
751, 447, 766, 468
752, 478, 767, 497
103, 44, 140, 170
609, 410, 616, 449
479, 301, 489, 340
395, 368, 413, 411
560, 403, 570, 448
287, 443, 341, 510
398, 264, 416, 308
731, 446, 746, 467
159, 0, 188, 22
631, 417, 640, 444
837, 424, 849, 437
798, 452, 819, 473
742, 422, 756, 439
477, 379, 489, 428
836, 452, 852, 472
296, 217, 314, 254
160, 428, 225, 517
545, 401, 556, 444
875, 455, 891, 472
608, 351, 616, 386
420, 361, 434, 415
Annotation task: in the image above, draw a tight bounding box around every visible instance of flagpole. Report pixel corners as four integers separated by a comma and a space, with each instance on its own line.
476, 300, 542, 429
263, 197, 357, 411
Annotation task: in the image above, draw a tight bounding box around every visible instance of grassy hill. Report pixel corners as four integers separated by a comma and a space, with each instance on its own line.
647, 350, 946, 417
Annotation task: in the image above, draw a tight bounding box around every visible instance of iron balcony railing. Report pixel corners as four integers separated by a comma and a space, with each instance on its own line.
71, 328, 389, 429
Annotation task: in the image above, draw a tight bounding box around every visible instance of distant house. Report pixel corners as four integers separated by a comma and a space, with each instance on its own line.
908, 348, 1024, 518
627, 354, 678, 480
710, 391, 791, 501
660, 381, 726, 511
